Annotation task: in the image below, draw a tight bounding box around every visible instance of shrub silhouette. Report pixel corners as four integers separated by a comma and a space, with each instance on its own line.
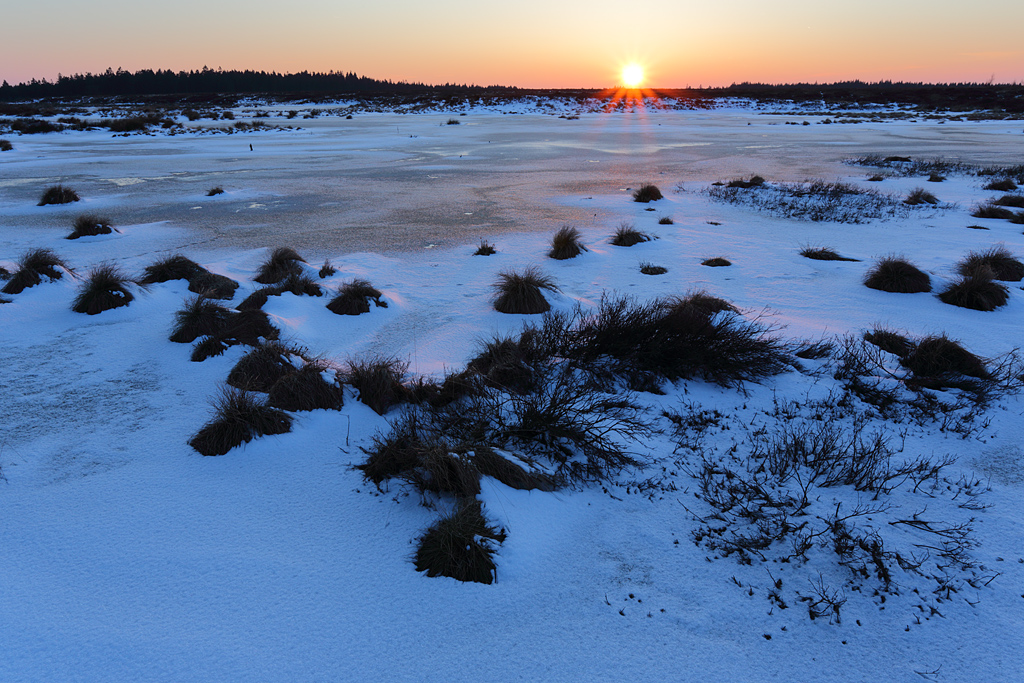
639, 262, 667, 275
549, 226, 587, 259
863, 328, 914, 357
470, 445, 556, 491
726, 175, 765, 189
0, 139, 12, 152
927, 173, 945, 183
71, 264, 134, 315
414, 499, 504, 584
901, 335, 988, 380
864, 256, 931, 293
241, 274, 323, 309
67, 214, 112, 239
189, 388, 292, 456
938, 275, 1009, 311
800, 246, 859, 262
267, 362, 344, 411
319, 259, 336, 277
984, 179, 1018, 191
971, 204, 1014, 220
2, 248, 69, 294
170, 297, 234, 343
226, 341, 299, 391
992, 195, 1024, 209
344, 356, 409, 414
702, 257, 732, 267
140, 255, 203, 284
658, 216, 674, 225
493, 267, 558, 314
474, 240, 496, 256
206, 187, 224, 196
327, 279, 386, 315
904, 188, 939, 206
38, 185, 80, 206
632, 183, 664, 202
956, 246, 1024, 282
254, 247, 306, 284
187, 270, 238, 299
611, 224, 650, 247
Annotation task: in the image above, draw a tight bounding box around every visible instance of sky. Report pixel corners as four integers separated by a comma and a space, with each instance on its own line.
3, 0, 1023, 88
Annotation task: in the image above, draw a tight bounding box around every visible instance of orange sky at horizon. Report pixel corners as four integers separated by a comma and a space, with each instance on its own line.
2, 0, 1023, 88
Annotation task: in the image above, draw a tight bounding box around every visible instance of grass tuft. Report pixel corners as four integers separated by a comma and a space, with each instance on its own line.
904, 188, 939, 206
632, 183, 663, 203
1, 248, 70, 294
71, 264, 134, 315
971, 204, 1014, 220
984, 179, 1018, 191
344, 355, 409, 414
992, 194, 1024, 209
901, 335, 989, 380
326, 279, 386, 315
188, 388, 292, 456
493, 267, 558, 314
474, 240, 496, 256
701, 257, 732, 267
38, 185, 80, 206
267, 362, 344, 411
863, 256, 931, 293
611, 223, 651, 247
956, 246, 1024, 282
170, 296, 234, 343
67, 214, 113, 239
140, 255, 203, 284
658, 216, 674, 225
254, 247, 307, 285
319, 259, 336, 278
938, 275, 1009, 311
639, 262, 667, 275
206, 187, 224, 196
549, 226, 587, 259
414, 500, 505, 584
726, 175, 766, 189
0, 139, 12, 152
800, 245, 859, 262
226, 341, 300, 391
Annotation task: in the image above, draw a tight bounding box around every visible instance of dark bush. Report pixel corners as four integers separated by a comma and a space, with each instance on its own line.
863, 256, 931, 293
639, 262, 667, 275
611, 223, 650, 247
319, 259, 336, 277
927, 173, 945, 183
726, 175, 765, 189
188, 270, 238, 299
901, 335, 988, 380
474, 240, 496, 256
984, 179, 1018, 191
632, 183, 664, 203
992, 195, 1024, 209
549, 226, 587, 260
12, 118, 61, 134
863, 328, 913, 357
938, 275, 1009, 311
800, 246, 859, 262
658, 216, 674, 225
327, 279, 386, 315
267, 362, 344, 411
956, 246, 1024, 282
206, 187, 225, 196
170, 296, 234, 343
71, 264, 134, 315
867, 174, 885, 182
344, 355, 409, 414
971, 204, 1014, 219
189, 388, 292, 456
414, 500, 504, 584
191, 337, 229, 362
67, 214, 113, 239
468, 336, 538, 394
38, 185, 80, 206
493, 267, 558, 314
470, 445, 556, 491
401, 447, 481, 498
221, 309, 280, 345
702, 257, 732, 267
1, 248, 69, 294
446, 118, 460, 125
140, 255, 203, 284
226, 341, 299, 391
904, 188, 939, 206
254, 247, 306, 285
0, 139, 13, 151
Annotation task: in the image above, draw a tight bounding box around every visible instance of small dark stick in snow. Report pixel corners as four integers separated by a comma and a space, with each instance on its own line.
249, 144, 253, 151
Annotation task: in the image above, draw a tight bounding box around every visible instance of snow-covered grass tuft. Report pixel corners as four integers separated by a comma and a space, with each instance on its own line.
863, 256, 931, 293
188, 387, 292, 456
253, 246, 307, 285
71, 263, 135, 315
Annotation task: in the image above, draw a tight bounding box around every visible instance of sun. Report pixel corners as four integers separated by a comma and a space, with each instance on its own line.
622, 63, 644, 89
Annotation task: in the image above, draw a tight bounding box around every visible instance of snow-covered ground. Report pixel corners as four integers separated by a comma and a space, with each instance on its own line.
1, 108, 1023, 682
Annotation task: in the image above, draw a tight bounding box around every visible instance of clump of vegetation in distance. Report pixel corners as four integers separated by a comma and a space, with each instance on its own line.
1, 248, 70, 294
984, 179, 1018, 191
725, 175, 765, 189
326, 279, 386, 315
254, 247, 306, 285
708, 179, 908, 223
71, 264, 134, 315
927, 173, 945, 183
189, 387, 292, 456
632, 183, 663, 203
956, 246, 1024, 281
611, 223, 651, 247
639, 262, 667, 275
863, 327, 914, 357
319, 259, 336, 277
658, 216, 674, 225
414, 499, 504, 584
38, 185, 80, 206
900, 335, 989, 381
474, 240, 496, 256
206, 187, 225, 196
800, 246, 859, 262
67, 214, 113, 239
863, 256, 931, 293
966, 225, 990, 230
702, 257, 731, 267
866, 174, 885, 182
445, 118, 460, 125
493, 267, 558, 314
938, 275, 1009, 311
971, 204, 1014, 220
0, 139, 13, 151
992, 195, 1024, 209
904, 188, 939, 206
343, 355, 409, 414
549, 226, 587, 259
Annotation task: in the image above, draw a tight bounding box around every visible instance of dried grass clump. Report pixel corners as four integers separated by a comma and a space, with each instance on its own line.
971, 204, 1014, 220
493, 267, 558, 314
0, 139, 12, 152
549, 226, 587, 260
67, 214, 113, 239
71, 264, 134, 315
38, 185, 80, 206
639, 262, 667, 275
984, 179, 1018, 191
474, 240, 496, 256
632, 183, 663, 203
1, 248, 70, 294
344, 355, 409, 414
904, 188, 939, 206
327, 279, 386, 315
701, 257, 732, 267
140, 255, 203, 284
187, 270, 238, 300
992, 195, 1024, 209
226, 341, 299, 391
863, 328, 914, 357
319, 259, 336, 277
188, 388, 292, 456
658, 216, 674, 225
267, 362, 344, 412
206, 187, 225, 196
863, 256, 931, 293
800, 246, 859, 262
726, 175, 765, 189
901, 335, 989, 380
956, 246, 1024, 282
470, 445, 556, 491
170, 296, 234, 343
938, 275, 1009, 311
927, 173, 945, 183
254, 247, 307, 285
414, 500, 505, 584
611, 223, 650, 247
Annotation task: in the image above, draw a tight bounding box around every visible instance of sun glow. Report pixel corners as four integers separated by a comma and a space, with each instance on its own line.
622, 63, 644, 88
